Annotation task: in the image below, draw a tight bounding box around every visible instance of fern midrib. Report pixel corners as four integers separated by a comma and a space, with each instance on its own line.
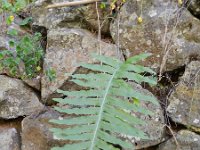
89, 66, 120, 150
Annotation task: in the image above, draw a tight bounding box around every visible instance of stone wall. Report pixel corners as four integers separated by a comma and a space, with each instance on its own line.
0, 0, 200, 149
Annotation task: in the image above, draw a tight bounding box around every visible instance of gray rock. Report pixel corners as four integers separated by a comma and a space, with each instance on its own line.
42, 28, 119, 104
0, 75, 44, 119
21, 107, 66, 150
23, 76, 41, 91
121, 83, 165, 149
0, 36, 8, 50
0, 128, 20, 150
187, 0, 200, 19
24, 0, 110, 33
157, 130, 200, 150
110, 0, 200, 72
167, 61, 200, 131
24, 0, 83, 29
81, 3, 111, 34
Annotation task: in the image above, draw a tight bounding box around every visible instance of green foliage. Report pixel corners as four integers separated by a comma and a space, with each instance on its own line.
7, 28, 18, 36
0, 0, 47, 79
100, 0, 126, 11
50, 53, 158, 150
0, 0, 29, 13
46, 68, 56, 81
19, 17, 33, 26
0, 0, 31, 27
100, 1, 107, 9
0, 32, 44, 78
0, 0, 55, 80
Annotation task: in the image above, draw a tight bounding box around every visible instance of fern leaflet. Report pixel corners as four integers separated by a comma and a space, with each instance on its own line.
50, 53, 158, 150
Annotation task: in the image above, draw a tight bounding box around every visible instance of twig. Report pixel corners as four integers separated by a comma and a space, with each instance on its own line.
46, 0, 101, 9
158, 2, 184, 81
95, 2, 102, 56
116, 5, 123, 60
158, 0, 193, 81
165, 125, 180, 150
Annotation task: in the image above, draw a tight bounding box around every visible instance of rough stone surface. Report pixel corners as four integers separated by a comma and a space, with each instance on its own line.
167, 61, 200, 131
0, 75, 44, 119
24, 0, 83, 29
23, 76, 41, 91
157, 130, 200, 150
24, 0, 110, 33
110, 0, 200, 72
0, 35, 8, 50
21, 107, 66, 150
42, 28, 118, 104
121, 83, 165, 149
0, 128, 20, 150
188, 0, 200, 19
81, 3, 111, 34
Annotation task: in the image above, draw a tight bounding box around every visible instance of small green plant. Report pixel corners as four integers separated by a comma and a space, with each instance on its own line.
0, 0, 28, 13
0, 0, 47, 79
0, 0, 29, 26
46, 68, 56, 81
0, 0, 32, 33
0, 32, 44, 78
100, 0, 126, 12
50, 53, 158, 150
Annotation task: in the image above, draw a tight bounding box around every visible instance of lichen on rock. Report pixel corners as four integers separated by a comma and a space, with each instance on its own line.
167, 61, 200, 131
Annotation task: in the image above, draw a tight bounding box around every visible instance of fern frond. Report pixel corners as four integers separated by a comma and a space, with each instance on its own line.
50, 53, 158, 150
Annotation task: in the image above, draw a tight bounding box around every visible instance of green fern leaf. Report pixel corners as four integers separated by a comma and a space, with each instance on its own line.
50, 53, 158, 150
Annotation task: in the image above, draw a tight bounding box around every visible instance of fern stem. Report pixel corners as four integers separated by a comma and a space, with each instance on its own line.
90, 68, 120, 150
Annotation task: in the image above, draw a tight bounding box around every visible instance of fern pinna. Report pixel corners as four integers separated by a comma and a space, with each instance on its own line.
50, 53, 158, 150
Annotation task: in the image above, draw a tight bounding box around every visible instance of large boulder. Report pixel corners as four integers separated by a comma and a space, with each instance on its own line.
0, 75, 44, 119
23, 0, 83, 29
42, 28, 119, 104
157, 130, 200, 150
0, 128, 20, 150
24, 0, 110, 33
121, 83, 165, 149
110, 0, 200, 72
21, 107, 66, 150
167, 61, 200, 132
